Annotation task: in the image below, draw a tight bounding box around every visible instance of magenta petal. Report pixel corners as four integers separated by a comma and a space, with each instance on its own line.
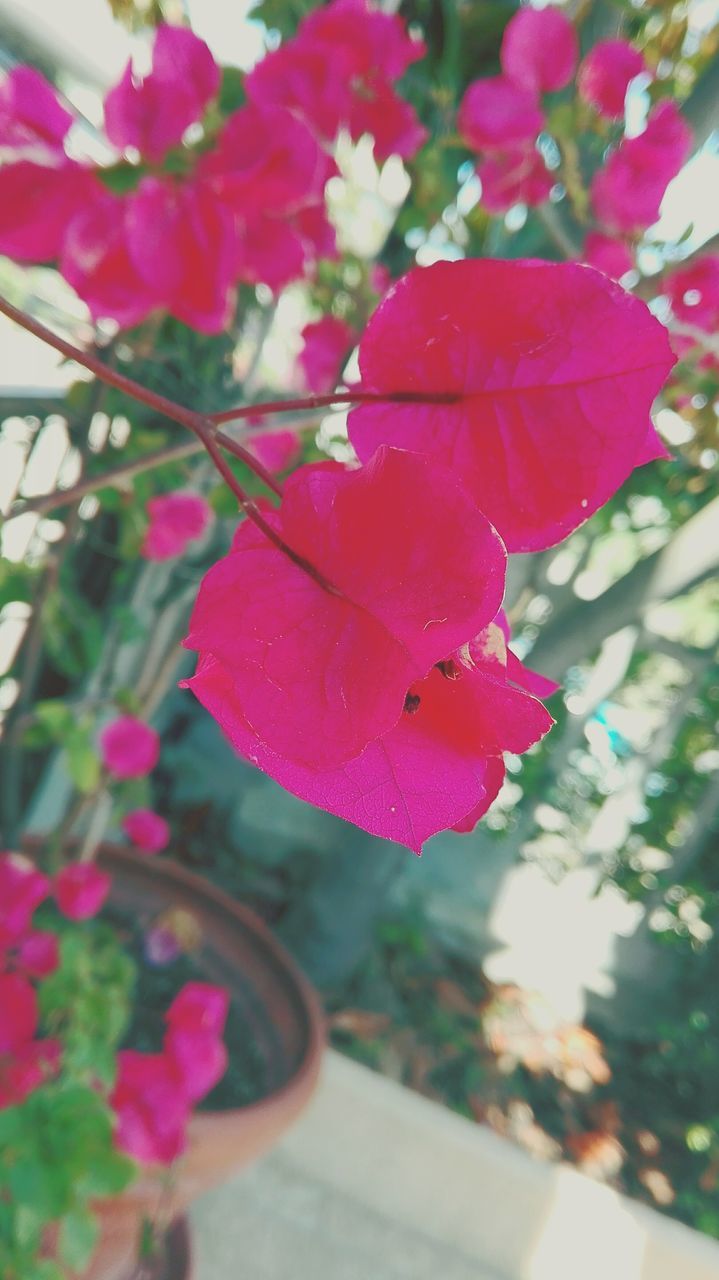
0, 160, 101, 263
55, 864, 111, 921
0, 66, 74, 157
578, 39, 646, 120
506, 651, 560, 699
349, 259, 676, 552
280, 448, 506, 672
500, 6, 578, 93
151, 23, 220, 108
459, 77, 544, 153
187, 658, 549, 853
0, 972, 38, 1053
298, 315, 356, 392
61, 192, 162, 328
166, 982, 229, 1036
451, 759, 506, 833
184, 521, 413, 769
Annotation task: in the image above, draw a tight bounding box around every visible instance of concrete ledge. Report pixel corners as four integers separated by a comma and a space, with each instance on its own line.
193, 1051, 719, 1280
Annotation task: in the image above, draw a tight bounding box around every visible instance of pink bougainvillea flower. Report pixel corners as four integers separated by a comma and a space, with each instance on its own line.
0, 1037, 61, 1109
477, 146, 553, 213
348, 259, 675, 552
121, 809, 171, 855
0, 852, 50, 948
0, 66, 73, 160
664, 253, 719, 331
500, 6, 579, 94
111, 1050, 190, 1164
60, 191, 163, 329
346, 77, 428, 162
298, 315, 356, 392
184, 447, 506, 772
591, 100, 692, 234
125, 177, 237, 334
201, 103, 332, 219
164, 1026, 228, 1102
0, 159, 102, 264
246, 429, 301, 476
166, 982, 229, 1037
188, 645, 551, 852
99, 715, 160, 779
141, 491, 212, 562
104, 23, 219, 163
459, 77, 544, 154
55, 863, 111, 921
582, 231, 634, 281
578, 39, 646, 120
300, 0, 426, 82
16, 929, 60, 978
246, 0, 426, 161
490, 610, 561, 701
0, 971, 38, 1053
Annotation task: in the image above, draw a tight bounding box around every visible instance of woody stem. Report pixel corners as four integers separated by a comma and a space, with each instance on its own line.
209, 388, 459, 425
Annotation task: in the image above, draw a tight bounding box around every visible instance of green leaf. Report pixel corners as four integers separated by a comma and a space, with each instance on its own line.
78, 1150, 135, 1197
58, 1207, 99, 1272
64, 730, 101, 794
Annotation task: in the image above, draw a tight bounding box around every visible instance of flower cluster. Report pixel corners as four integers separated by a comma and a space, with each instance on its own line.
183, 257, 675, 852
98, 713, 171, 854
0, 1, 424, 331
111, 981, 228, 1164
458, 5, 578, 213
246, 0, 427, 162
0, 853, 112, 1107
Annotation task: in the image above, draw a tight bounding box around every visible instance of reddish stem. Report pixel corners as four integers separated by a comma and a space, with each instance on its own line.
210, 388, 459, 425
0, 294, 337, 595
0, 294, 282, 498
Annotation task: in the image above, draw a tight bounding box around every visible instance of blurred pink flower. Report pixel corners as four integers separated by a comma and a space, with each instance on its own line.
578, 39, 646, 120
0, 65, 73, 160
246, 430, 301, 475
591, 101, 692, 233
298, 315, 356, 392
0, 1038, 60, 1109
104, 24, 220, 163
477, 147, 553, 213
121, 809, 171, 854
459, 77, 544, 153
0, 852, 50, 949
111, 1050, 190, 1164
582, 231, 634, 281
55, 863, 111, 921
99, 715, 160, 779
0, 972, 38, 1053
141, 492, 212, 561
501, 6, 578, 94
15, 930, 60, 978
166, 982, 229, 1037
665, 253, 719, 330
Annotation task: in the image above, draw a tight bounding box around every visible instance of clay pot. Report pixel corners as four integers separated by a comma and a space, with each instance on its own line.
54, 846, 324, 1280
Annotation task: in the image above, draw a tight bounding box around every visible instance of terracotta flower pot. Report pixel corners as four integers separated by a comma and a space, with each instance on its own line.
49, 845, 325, 1280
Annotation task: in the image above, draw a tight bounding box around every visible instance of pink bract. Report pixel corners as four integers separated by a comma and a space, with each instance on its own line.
477, 146, 553, 213
184, 447, 506, 771
346, 77, 428, 162
0, 66, 73, 159
99, 714, 160, 779
111, 1050, 190, 1165
60, 192, 162, 329
188, 648, 551, 853
591, 100, 692, 233
121, 809, 171, 854
665, 254, 719, 331
298, 315, 356, 392
500, 6, 579, 94
459, 77, 544, 154
0, 852, 50, 947
0, 160, 102, 264
16, 930, 60, 978
300, 0, 426, 82
246, 430, 301, 476
0, 1038, 60, 1109
166, 982, 229, 1037
0, 971, 38, 1053
141, 491, 212, 561
55, 863, 111, 921
164, 1027, 228, 1102
582, 231, 634, 281
125, 177, 237, 334
348, 259, 675, 552
104, 23, 219, 163
578, 39, 646, 120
